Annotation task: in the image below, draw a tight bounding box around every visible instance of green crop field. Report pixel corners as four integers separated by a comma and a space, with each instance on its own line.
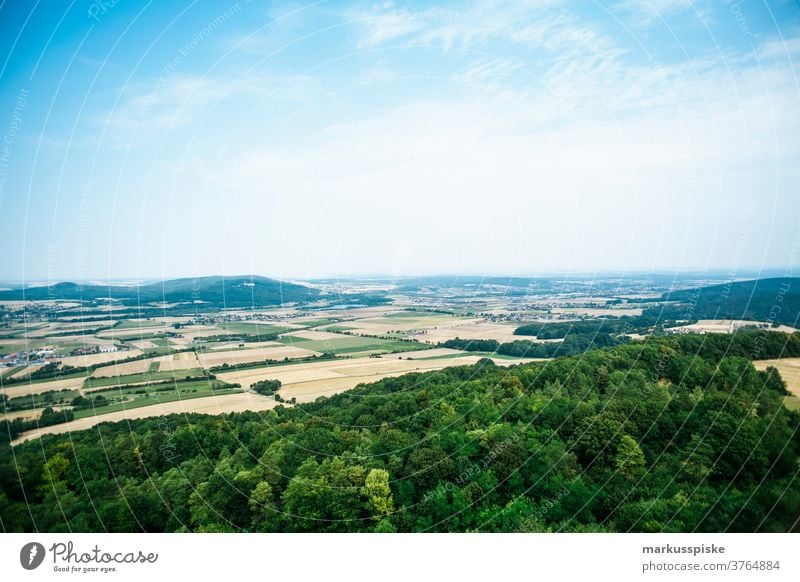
141, 345, 184, 356
5, 389, 80, 410
73, 382, 242, 419
92, 378, 227, 397
83, 368, 205, 389
784, 396, 800, 411
219, 322, 294, 336
113, 319, 166, 330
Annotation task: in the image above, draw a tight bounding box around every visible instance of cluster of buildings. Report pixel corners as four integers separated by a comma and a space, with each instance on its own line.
69, 344, 119, 356
0, 349, 57, 367
0, 343, 121, 368
665, 325, 706, 335
194, 312, 291, 326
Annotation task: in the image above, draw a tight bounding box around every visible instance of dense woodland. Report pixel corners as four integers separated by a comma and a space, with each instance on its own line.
1, 330, 799, 532
648, 277, 800, 327
442, 328, 626, 358
514, 316, 663, 339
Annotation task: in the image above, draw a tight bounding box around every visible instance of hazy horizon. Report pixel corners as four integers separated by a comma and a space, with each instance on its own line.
2, 1, 799, 280
0, 266, 793, 287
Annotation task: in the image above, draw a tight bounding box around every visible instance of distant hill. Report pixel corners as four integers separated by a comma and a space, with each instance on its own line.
0, 276, 318, 307
646, 277, 800, 327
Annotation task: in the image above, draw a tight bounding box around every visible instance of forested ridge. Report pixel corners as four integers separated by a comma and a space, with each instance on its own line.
0, 275, 318, 307
648, 277, 800, 327
2, 330, 799, 533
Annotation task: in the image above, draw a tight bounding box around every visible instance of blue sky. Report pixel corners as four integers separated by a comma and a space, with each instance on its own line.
1, 0, 799, 282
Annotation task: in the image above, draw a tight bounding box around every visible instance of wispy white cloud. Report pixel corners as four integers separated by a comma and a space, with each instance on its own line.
614, 0, 712, 26
355, 5, 425, 48
758, 35, 800, 61
93, 69, 318, 141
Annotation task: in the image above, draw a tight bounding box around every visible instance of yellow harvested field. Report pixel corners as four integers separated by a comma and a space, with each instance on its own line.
97, 327, 169, 338
218, 353, 532, 398
412, 322, 522, 344
676, 320, 796, 334
92, 352, 200, 378
380, 347, 464, 359
1, 376, 87, 398
50, 335, 114, 347
343, 315, 479, 335
9, 364, 46, 379
276, 355, 529, 403
281, 330, 342, 341
91, 358, 150, 377
1, 407, 62, 421
753, 358, 800, 397
332, 314, 528, 345
280, 377, 381, 402
11, 392, 281, 445
197, 345, 320, 368
130, 340, 158, 349
58, 349, 142, 368
178, 326, 233, 340
157, 351, 201, 372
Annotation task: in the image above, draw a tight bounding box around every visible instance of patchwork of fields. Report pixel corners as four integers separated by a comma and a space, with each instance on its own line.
7, 283, 794, 445
1, 302, 541, 441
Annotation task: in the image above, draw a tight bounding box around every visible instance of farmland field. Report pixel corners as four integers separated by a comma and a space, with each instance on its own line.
57, 349, 142, 368
12, 390, 276, 444
218, 322, 295, 335
216, 352, 535, 404
1, 374, 90, 397
84, 368, 206, 390
196, 344, 320, 367
277, 332, 426, 355
73, 381, 241, 419
753, 357, 800, 396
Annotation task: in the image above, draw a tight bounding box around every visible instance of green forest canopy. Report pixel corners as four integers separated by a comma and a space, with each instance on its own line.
647, 277, 800, 327
1, 330, 799, 533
